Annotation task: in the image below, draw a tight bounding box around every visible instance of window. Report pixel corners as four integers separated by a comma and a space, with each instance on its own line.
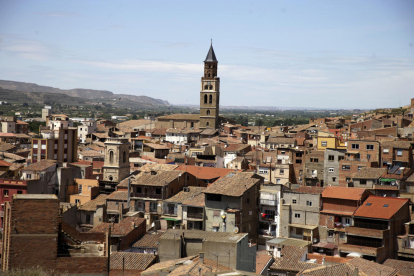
281, 151, 286, 154
292, 199, 297, 204
204, 94, 207, 103
207, 194, 221, 201
17, 190, 23, 194
367, 154, 371, 160
213, 226, 219, 232
366, 144, 374, 150
137, 187, 142, 193
342, 165, 350, 170
156, 188, 162, 194
295, 213, 300, 218
346, 177, 351, 182
332, 177, 336, 182
27, 173, 32, 179
360, 179, 367, 185
328, 231, 333, 238
338, 156, 344, 161
88, 186, 91, 191
296, 159, 302, 164
79, 185, 83, 194
276, 179, 281, 184
397, 150, 403, 156
345, 217, 351, 225
4, 190, 9, 197
351, 144, 359, 149
357, 166, 364, 171
75, 199, 80, 204
328, 168, 334, 173
328, 155, 334, 161
339, 233, 345, 239
321, 141, 327, 147
123, 151, 127, 163
296, 152, 303, 158
365, 202, 372, 206
109, 150, 114, 163
204, 85, 208, 90
209, 94, 212, 104
383, 148, 389, 153
280, 169, 284, 175
306, 201, 312, 206
86, 214, 91, 224
206, 110, 210, 115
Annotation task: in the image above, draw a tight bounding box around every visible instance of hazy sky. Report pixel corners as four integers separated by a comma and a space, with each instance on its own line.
0, 0, 413, 109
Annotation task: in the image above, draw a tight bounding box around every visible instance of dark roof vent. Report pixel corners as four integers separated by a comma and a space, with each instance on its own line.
383, 204, 389, 207
366, 203, 372, 206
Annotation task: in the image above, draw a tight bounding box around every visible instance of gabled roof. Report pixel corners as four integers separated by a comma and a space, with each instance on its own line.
383, 259, 414, 276
347, 257, 398, 276
322, 186, 368, 200
164, 187, 205, 203
78, 194, 108, 211
354, 196, 409, 220
0, 160, 12, 167
270, 245, 320, 272
107, 191, 128, 201
23, 160, 57, 172
132, 232, 164, 249
110, 252, 156, 271
381, 140, 412, 149
352, 167, 387, 179
131, 170, 184, 187
175, 165, 236, 180
204, 44, 218, 62
203, 171, 262, 197
90, 217, 146, 236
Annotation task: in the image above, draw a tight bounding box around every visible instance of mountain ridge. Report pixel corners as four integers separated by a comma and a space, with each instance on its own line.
0, 79, 170, 106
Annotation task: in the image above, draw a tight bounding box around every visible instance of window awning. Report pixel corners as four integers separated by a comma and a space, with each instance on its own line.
162, 217, 181, 221
380, 178, 397, 182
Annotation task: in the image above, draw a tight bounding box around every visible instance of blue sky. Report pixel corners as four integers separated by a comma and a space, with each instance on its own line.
0, 0, 413, 109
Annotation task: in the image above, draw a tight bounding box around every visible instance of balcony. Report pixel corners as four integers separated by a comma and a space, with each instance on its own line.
260, 199, 277, 206
258, 229, 276, 237
345, 226, 389, 239
398, 247, 414, 255
163, 209, 178, 217
260, 214, 276, 222
186, 212, 204, 220
339, 243, 386, 256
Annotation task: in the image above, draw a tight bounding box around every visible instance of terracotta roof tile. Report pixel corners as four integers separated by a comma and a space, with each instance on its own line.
270, 245, 320, 272
23, 160, 57, 171
381, 140, 412, 149
347, 257, 398, 276
354, 196, 409, 220
90, 217, 146, 236
110, 252, 156, 271
132, 232, 164, 248
352, 167, 387, 179
175, 165, 237, 181
0, 160, 12, 167
182, 192, 205, 207
293, 186, 325, 194
383, 259, 414, 276
107, 191, 128, 201
165, 187, 205, 203
204, 172, 262, 197
256, 253, 273, 274
78, 194, 108, 211
322, 186, 369, 200
299, 263, 364, 276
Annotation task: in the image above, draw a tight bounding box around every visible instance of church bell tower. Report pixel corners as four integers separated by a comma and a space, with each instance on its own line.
200, 43, 220, 129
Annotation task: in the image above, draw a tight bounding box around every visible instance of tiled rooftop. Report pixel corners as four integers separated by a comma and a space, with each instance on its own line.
354, 196, 409, 220
204, 171, 262, 197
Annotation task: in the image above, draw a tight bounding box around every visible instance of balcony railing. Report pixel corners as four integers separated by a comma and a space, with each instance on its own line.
187, 212, 204, 219
258, 229, 276, 236
163, 208, 178, 216
260, 199, 277, 206
339, 244, 385, 256
345, 226, 389, 239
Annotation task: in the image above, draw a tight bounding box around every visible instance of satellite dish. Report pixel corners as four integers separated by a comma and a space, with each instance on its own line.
233, 227, 239, 234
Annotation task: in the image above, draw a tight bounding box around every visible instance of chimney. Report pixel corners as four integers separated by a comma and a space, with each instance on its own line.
322, 257, 325, 265
199, 252, 204, 264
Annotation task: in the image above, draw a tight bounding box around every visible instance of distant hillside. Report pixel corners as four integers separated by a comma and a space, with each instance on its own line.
0, 87, 86, 105
0, 79, 170, 107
